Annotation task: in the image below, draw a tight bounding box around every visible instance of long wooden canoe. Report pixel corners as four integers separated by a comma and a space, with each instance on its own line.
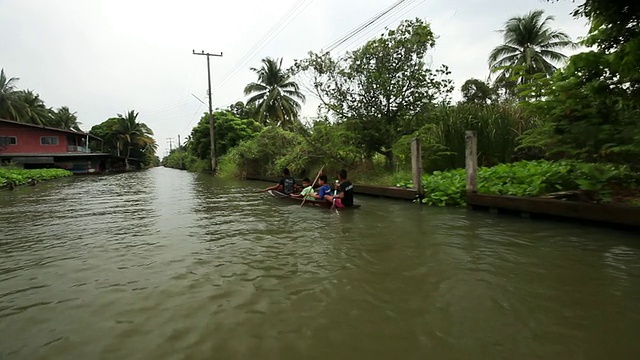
267, 190, 361, 209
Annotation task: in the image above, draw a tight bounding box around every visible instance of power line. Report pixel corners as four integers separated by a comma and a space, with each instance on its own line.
214, 0, 307, 88
332, 0, 425, 55
181, 103, 205, 135
213, 0, 314, 93
322, 0, 410, 53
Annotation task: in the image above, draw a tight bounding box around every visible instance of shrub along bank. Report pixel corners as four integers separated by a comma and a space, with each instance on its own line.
395, 160, 639, 207
0, 168, 73, 188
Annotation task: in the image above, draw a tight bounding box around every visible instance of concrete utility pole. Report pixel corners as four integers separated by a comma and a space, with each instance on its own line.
166, 138, 173, 152
177, 134, 181, 149
192, 49, 223, 173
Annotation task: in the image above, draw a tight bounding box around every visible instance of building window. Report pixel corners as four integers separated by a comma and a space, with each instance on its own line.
0, 136, 17, 146
40, 136, 59, 145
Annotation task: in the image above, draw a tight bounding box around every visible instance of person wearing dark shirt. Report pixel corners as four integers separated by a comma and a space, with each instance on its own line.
324, 169, 354, 207
265, 168, 298, 195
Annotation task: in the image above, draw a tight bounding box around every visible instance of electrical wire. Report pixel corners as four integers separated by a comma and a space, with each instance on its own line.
331, 0, 425, 55
322, 0, 409, 53
213, 0, 314, 93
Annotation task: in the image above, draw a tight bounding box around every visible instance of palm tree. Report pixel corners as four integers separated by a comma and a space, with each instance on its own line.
13, 90, 51, 125
51, 106, 82, 131
0, 69, 20, 120
244, 57, 305, 129
488, 10, 575, 84
113, 110, 155, 169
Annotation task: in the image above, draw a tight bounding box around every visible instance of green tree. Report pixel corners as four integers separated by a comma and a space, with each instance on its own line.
519, 47, 640, 165
0, 69, 20, 120
488, 10, 575, 84
519, 0, 640, 166
113, 110, 155, 168
243, 57, 305, 129
460, 78, 495, 104
188, 111, 262, 161
50, 106, 82, 131
295, 18, 453, 166
13, 90, 51, 125
89, 117, 120, 153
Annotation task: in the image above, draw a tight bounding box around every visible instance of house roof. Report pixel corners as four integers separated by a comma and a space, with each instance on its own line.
0, 153, 112, 157
0, 118, 103, 141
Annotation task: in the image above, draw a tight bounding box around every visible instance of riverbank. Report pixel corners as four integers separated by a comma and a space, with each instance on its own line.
0, 168, 73, 189
247, 159, 640, 228
395, 160, 640, 207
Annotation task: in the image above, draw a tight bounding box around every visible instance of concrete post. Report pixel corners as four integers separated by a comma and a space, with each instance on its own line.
465, 130, 478, 193
411, 137, 424, 200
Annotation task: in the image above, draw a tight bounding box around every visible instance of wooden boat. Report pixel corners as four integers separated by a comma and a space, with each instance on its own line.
267, 190, 361, 209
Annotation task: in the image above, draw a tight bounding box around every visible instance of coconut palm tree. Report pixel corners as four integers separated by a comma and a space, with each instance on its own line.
243, 57, 305, 129
488, 10, 575, 84
113, 110, 155, 168
13, 90, 51, 125
51, 106, 82, 131
0, 69, 21, 120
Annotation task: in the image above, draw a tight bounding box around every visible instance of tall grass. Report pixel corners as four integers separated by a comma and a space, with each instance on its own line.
395, 103, 535, 172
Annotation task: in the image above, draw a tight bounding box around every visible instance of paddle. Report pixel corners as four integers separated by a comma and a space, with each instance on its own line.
300, 165, 325, 207
330, 180, 340, 215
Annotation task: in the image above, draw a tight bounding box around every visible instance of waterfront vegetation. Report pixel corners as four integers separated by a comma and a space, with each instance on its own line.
162, 0, 639, 207
89, 111, 159, 167
0, 71, 159, 167
395, 160, 639, 206
1, 69, 83, 130
0, 168, 72, 188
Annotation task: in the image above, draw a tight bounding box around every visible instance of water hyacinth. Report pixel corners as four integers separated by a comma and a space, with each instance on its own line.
0, 168, 73, 188
396, 160, 638, 206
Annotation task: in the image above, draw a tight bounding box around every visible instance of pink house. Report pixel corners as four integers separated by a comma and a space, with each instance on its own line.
0, 118, 124, 173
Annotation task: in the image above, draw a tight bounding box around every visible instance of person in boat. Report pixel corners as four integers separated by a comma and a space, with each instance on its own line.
324, 169, 354, 208
294, 177, 316, 201
308, 175, 332, 201
265, 167, 298, 195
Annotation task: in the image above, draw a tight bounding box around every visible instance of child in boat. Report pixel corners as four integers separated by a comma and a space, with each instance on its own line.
291, 178, 316, 201
309, 175, 332, 201
300, 178, 317, 200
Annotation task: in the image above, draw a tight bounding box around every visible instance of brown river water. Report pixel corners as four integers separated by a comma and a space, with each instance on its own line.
1, 167, 639, 359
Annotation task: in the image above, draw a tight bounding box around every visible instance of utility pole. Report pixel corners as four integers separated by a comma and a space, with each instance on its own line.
177, 134, 183, 169
166, 138, 173, 152
193, 49, 223, 173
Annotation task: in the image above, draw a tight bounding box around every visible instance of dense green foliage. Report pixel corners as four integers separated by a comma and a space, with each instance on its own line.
168, 6, 639, 209
89, 111, 157, 167
0, 168, 73, 187
518, 1, 640, 166
393, 103, 533, 171
396, 160, 638, 206
460, 79, 495, 104
163, 106, 263, 172
295, 18, 454, 166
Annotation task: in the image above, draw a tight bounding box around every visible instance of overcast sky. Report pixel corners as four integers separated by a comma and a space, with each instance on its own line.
1, 0, 587, 157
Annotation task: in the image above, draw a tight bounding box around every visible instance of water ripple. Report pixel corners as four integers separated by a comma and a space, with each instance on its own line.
1, 168, 639, 359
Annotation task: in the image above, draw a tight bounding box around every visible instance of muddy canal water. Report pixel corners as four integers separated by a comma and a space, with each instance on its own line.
1, 167, 639, 359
